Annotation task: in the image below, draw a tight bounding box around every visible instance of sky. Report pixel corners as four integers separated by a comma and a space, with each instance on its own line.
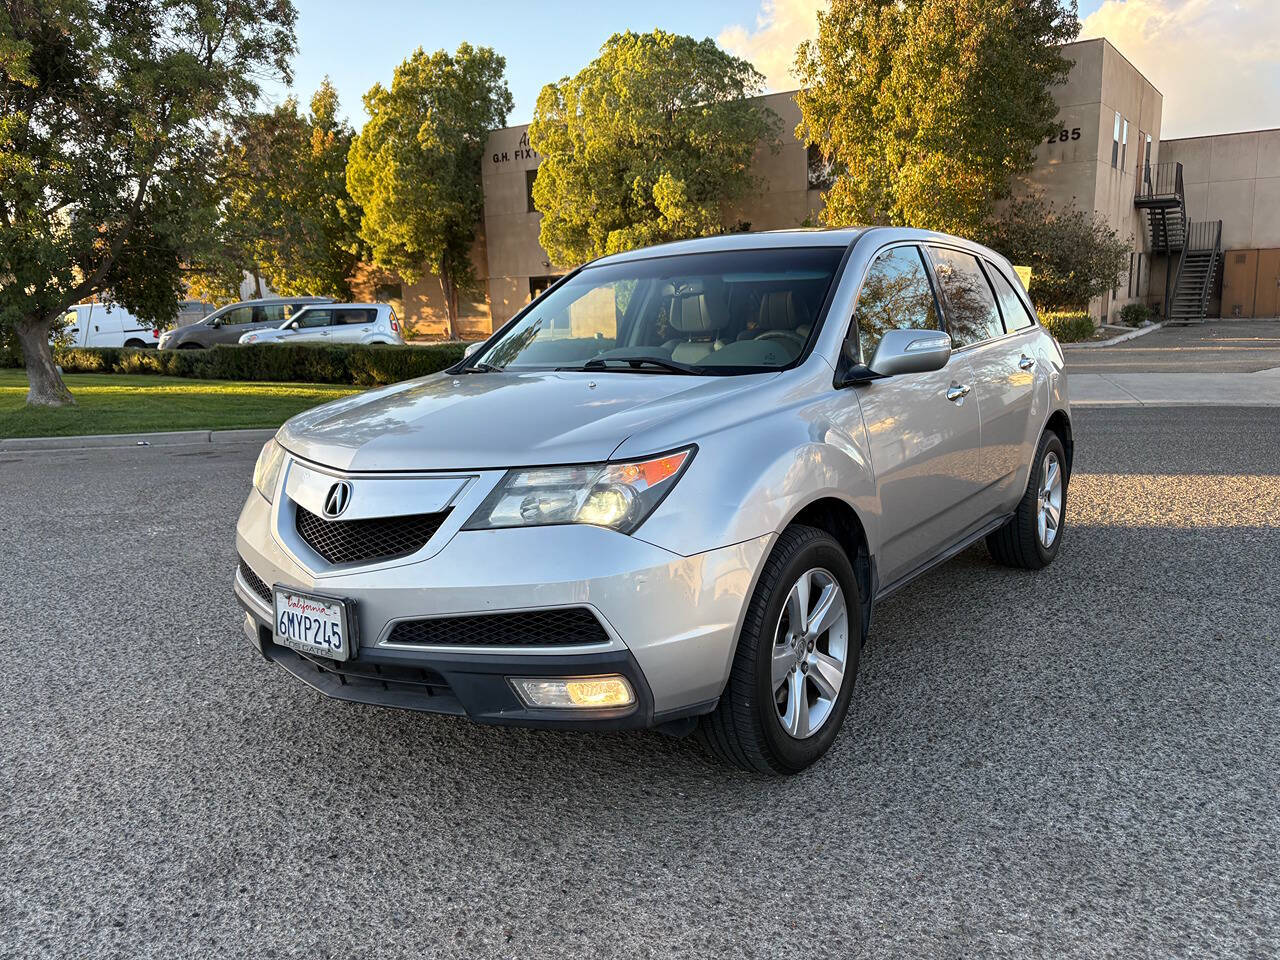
266, 0, 1278, 140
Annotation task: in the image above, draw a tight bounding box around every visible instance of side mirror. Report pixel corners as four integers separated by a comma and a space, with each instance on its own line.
288, 320, 300, 330
867, 328, 952, 378
463, 342, 483, 358
209, 318, 222, 328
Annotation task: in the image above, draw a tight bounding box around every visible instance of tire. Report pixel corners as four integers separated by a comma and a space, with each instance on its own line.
178, 342, 203, 350
123, 338, 146, 349
986, 429, 1068, 570
698, 525, 862, 775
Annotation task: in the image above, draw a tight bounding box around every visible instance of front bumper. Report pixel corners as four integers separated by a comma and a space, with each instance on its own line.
235, 479, 772, 730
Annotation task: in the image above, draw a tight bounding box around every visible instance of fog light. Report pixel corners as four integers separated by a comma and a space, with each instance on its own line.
510, 675, 636, 709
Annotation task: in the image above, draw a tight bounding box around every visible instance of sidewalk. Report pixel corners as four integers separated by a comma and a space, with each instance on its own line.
1071, 366, 1280, 406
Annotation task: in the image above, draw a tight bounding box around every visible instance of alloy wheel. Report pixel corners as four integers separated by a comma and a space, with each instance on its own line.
1038, 451, 1063, 547
771, 567, 850, 739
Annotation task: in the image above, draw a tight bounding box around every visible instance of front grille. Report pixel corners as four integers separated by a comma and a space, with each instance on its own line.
385, 608, 610, 648
294, 504, 450, 565
238, 558, 272, 603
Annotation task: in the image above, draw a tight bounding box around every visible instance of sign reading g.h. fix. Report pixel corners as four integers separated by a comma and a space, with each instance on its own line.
490, 130, 539, 166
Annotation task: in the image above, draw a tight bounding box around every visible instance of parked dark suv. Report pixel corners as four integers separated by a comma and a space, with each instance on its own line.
158, 297, 333, 349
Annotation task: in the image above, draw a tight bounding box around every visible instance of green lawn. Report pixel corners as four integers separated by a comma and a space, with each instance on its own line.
0, 369, 361, 438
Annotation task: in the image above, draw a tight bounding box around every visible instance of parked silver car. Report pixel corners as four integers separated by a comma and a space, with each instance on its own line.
235, 228, 1072, 774
157, 296, 333, 349
237, 303, 405, 346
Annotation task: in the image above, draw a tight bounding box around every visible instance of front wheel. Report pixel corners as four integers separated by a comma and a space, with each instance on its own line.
986, 430, 1068, 569
698, 525, 862, 775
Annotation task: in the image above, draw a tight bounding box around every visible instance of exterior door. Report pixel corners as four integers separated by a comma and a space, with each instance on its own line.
1221, 249, 1258, 318
1255, 250, 1280, 319
211, 305, 256, 344
847, 244, 985, 585
328, 308, 378, 343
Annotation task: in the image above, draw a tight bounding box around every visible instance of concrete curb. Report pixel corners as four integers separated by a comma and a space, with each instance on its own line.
1063, 322, 1163, 350
0, 427, 276, 452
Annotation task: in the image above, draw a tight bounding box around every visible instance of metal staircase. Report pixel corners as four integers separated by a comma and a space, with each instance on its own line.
1167, 220, 1222, 324
1135, 162, 1187, 254
1135, 162, 1221, 324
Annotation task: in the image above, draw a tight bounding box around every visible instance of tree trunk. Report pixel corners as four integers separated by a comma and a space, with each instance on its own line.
252, 268, 264, 299
15, 319, 75, 407
439, 259, 460, 341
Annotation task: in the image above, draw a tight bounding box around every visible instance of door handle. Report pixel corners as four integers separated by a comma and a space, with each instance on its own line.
1019, 355, 1035, 370
946, 383, 971, 402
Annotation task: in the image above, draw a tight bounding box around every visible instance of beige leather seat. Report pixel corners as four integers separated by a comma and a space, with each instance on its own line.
743, 290, 812, 344
664, 280, 727, 364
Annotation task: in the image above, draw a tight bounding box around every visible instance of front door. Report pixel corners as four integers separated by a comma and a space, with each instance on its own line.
1222, 249, 1258, 318
1255, 249, 1280, 319
846, 244, 985, 585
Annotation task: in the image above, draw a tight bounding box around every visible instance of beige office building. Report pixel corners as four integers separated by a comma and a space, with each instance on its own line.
361, 37, 1280, 336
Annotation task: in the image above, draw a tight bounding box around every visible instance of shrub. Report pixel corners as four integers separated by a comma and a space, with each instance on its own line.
1117, 302, 1153, 327
42, 342, 471, 385
1040, 311, 1095, 343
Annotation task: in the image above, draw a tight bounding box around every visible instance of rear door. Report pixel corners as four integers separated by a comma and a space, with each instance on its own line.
327, 308, 378, 343
848, 243, 984, 585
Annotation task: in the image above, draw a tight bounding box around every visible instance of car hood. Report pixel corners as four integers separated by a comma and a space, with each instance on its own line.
165, 320, 208, 339
277, 370, 779, 471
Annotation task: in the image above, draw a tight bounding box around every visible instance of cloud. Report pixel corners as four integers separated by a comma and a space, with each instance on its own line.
718, 0, 827, 93
1081, 0, 1280, 138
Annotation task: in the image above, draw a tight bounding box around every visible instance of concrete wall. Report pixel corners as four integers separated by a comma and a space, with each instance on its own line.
1161, 128, 1280, 249
1017, 38, 1163, 321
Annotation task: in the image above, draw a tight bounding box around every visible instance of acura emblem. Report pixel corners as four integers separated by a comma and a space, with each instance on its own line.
323, 481, 352, 519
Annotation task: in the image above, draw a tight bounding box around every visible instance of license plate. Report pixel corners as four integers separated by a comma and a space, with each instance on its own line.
273, 588, 352, 661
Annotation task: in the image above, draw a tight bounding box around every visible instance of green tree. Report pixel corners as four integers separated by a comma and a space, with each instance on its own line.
347, 44, 512, 340
0, 0, 296, 406
982, 195, 1130, 309
528, 30, 780, 266
796, 0, 1078, 234
187, 80, 362, 305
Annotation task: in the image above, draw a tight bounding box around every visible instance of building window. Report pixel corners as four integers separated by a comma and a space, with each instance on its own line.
525, 169, 538, 214
1121, 119, 1128, 172
1145, 133, 1153, 170
529, 275, 560, 300
1112, 111, 1121, 168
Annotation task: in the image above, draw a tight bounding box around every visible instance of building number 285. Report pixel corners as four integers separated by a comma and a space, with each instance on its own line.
1048, 127, 1082, 144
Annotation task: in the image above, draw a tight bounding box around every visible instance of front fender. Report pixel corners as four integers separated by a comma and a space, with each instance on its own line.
629, 389, 880, 560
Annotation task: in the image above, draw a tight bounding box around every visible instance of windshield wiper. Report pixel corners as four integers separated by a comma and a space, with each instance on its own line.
564, 355, 703, 375
461, 361, 502, 373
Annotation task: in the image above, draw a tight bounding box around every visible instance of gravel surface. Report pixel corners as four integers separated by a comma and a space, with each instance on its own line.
1066, 319, 1280, 374
2, 407, 1278, 959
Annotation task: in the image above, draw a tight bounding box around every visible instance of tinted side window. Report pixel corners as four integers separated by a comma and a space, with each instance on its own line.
929, 248, 1004, 348
294, 309, 333, 329
986, 264, 1035, 331
336, 309, 378, 325
850, 245, 940, 363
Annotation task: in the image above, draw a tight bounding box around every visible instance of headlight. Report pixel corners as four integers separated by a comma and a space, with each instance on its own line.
243, 334, 258, 343
252, 438, 287, 502
463, 447, 694, 534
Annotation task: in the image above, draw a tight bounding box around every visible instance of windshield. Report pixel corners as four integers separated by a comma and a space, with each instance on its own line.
472, 247, 846, 374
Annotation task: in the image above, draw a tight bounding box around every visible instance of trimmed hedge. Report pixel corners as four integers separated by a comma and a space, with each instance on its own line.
1039, 310, 1095, 343
16, 342, 470, 385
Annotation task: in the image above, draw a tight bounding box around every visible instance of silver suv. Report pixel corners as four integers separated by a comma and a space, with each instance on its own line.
234, 228, 1072, 774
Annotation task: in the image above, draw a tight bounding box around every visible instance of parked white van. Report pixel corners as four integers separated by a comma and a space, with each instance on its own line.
62, 303, 160, 348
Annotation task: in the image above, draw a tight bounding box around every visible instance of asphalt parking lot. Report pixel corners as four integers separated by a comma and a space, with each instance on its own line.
3, 407, 1278, 959
1066, 319, 1280, 374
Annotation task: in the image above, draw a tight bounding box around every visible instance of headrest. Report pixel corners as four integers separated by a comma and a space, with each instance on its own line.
668, 278, 726, 333
757, 290, 812, 331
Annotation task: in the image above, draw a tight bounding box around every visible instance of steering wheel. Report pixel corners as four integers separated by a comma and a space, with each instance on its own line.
755, 329, 807, 348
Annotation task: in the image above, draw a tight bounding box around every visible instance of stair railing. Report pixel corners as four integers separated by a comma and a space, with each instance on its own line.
1136, 161, 1184, 201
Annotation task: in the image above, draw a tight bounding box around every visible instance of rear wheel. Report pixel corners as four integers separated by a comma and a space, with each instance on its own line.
123, 338, 147, 349
986, 430, 1068, 569
698, 525, 862, 775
